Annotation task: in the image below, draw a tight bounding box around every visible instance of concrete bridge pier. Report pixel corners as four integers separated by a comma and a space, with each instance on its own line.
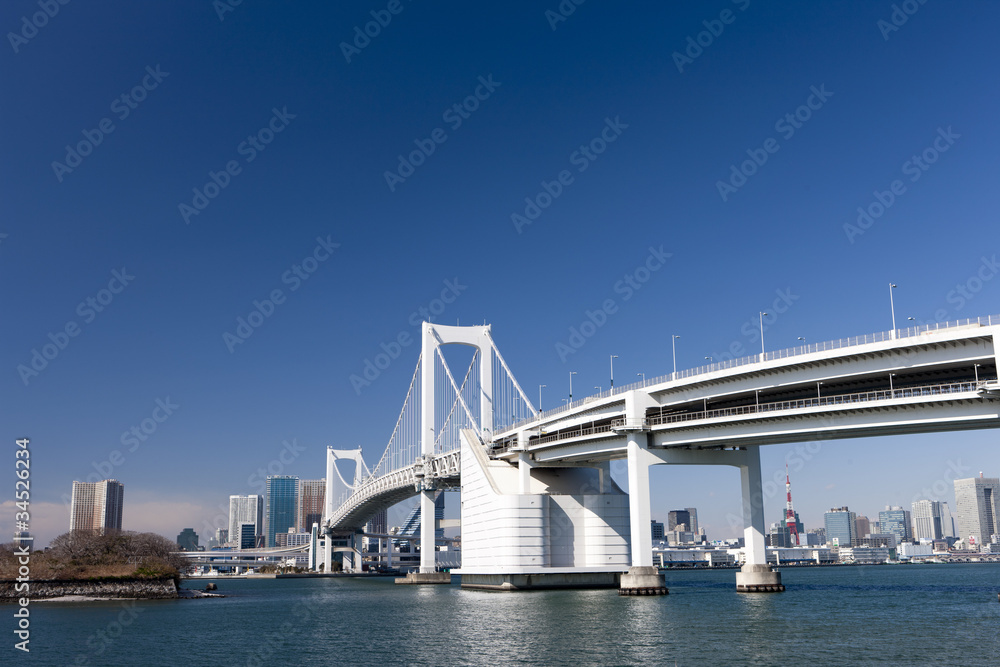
735, 446, 784, 593
620, 431, 668, 595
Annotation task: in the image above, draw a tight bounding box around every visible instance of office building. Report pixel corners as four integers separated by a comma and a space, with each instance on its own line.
879, 506, 912, 543
684, 507, 699, 534
298, 478, 326, 532
70, 479, 124, 534
216, 527, 229, 546
265, 476, 300, 547
176, 528, 199, 551
238, 522, 257, 549
668, 509, 691, 531
940, 502, 956, 538
824, 507, 856, 547
229, 495, 263, 547
855, 515, 871, 539
651, 520, 664, 541
954, 475, 1000, 547
912, 500, 947, 540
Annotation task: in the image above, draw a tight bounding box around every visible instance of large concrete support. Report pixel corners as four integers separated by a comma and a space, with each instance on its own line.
736, 446, 783, 592
323, 534, 332, 574
621, 432, 667, 595
419, 489, 435, 573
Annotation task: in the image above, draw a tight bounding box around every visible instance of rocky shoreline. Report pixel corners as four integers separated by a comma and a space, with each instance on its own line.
0, 577, 183, 601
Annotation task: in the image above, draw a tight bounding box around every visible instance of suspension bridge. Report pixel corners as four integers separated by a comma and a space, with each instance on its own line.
318, 316, 1000, 592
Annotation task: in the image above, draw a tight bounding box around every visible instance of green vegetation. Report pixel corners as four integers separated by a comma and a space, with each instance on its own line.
0, 531, 189, 583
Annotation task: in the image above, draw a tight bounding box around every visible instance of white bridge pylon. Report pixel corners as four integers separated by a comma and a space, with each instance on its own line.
323, 322, 537, 573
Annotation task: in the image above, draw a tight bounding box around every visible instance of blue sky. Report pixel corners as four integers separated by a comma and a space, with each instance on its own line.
2, 1, 998, 547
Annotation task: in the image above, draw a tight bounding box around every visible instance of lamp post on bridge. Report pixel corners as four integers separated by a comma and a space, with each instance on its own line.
759, 312, 768, 358
610, 354, 618, 389
975, 364, 981, 384
672, 335, 680, 379
637, 372, 645, 383
889, 372, 896, 394
595, 386, 602, 394
889, 283, 898, 339
816, 381, 823, 399
539, 384, 546, 412
569, 371, 577, 402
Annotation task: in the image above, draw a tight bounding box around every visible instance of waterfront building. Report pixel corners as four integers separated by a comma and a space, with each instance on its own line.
824, 507, 856, 546
898, 542, 933, 560
177, 528, 199, 551
298, 478, 326, 532
879, 506, 912, 543
838, 546, 890, 564
265, 476, 300, 547
69, 479, 124, 533
229, 495, 263, 547
954, 475, 1000, 547
806, 528, 826, 546
854, 533, 896, 549
651, 520, 664, 541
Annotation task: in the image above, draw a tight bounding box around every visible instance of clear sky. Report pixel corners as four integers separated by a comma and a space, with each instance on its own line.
3, 1, 999, 547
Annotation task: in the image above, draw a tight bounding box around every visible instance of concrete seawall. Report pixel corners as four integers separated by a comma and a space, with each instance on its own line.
0, 578, 178, 601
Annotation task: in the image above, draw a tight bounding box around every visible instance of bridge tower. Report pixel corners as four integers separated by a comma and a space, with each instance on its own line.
408, 322, 494, 583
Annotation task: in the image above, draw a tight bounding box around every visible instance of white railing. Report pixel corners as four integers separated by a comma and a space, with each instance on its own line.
504, 313, 1000, 432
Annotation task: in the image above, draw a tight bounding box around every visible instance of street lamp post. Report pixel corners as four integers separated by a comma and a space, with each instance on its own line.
569, 371, 577, 402
817, 381, 823, 399
974, 364, 980, 384
671, 335, 680, 379
889, 373, 895, 394
637, 372, 645, 383
759, 312, 768, 357
610, 354, 618, 389
889, 283, 898, 339
539, 384, 546, 412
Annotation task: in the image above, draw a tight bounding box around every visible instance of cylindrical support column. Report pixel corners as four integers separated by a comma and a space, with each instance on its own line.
739, 446, 766, 567
419, 489, 436, 573
323, 535, 332, 573
736, 446, 784, 592
626, 434, 654, 568
518, 451, 532, 494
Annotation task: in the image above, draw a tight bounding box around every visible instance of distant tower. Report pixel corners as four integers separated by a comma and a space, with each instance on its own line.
785, 464, 800, 547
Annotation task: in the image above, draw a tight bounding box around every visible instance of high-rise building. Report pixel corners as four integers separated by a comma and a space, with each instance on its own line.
879, 506, 912, 543
667, 510, 691, 531
855, 515, 871, 538
824, 507, 856, 546
298, 479, 326, 533
265, 476, 300, 547
954, 475, 1000, 547
215, 527, 229, 546
940, 502, 956, 538
651, 520, 665, 541
912, 500, 947, 540
70, 479, 124, 533
176, 528, 199, 551
684, 508, 699, 534
229, 495, 263, 547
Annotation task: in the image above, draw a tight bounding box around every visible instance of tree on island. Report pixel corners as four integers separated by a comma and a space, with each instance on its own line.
0, 531, 191, 583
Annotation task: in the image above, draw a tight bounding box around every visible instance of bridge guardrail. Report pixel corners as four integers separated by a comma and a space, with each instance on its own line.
504, 314, 1000, 432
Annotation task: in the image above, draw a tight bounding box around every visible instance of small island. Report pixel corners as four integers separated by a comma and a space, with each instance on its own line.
1, 531, 194, 601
